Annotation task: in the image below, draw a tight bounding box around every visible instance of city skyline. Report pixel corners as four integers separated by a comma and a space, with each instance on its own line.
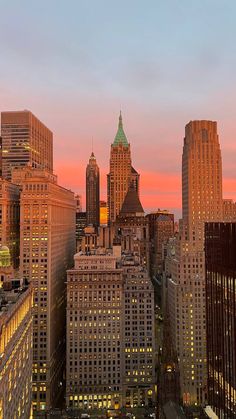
1, 2, 236, 418
1, 1, 236, 217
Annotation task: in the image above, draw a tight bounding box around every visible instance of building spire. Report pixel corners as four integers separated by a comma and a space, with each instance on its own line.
119, 111, 123, 128
113, 112, 129, 147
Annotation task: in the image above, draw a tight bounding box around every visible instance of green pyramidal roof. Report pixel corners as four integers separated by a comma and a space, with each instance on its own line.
112, 112, 129, 147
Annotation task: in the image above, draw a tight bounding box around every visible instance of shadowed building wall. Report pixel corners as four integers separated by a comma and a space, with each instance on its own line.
205, 222, 236, 418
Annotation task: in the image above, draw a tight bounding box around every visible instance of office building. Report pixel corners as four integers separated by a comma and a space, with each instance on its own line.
0, 278, 33, 419
86, 152, 100, 227
80, 225, 98, 253
122, 255, 156, 408
146, 210, 174, 277
18, 166, 76, 412
66, 252, 123, 410
107, 113, 139, 224
223, 198, 236, 221
66, 249, 156, 411
1, 110, 53, 181
98, 225, 115, 250
0, 179, 20, 269
182, 120, 223, 244
168, 121, 223, 406
205, 222, 236, 418
76, 211, 87, 250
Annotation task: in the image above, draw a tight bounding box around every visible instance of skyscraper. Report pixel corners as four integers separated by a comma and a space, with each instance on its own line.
122, 255, 156, 408
66, 249, 156, 411
182, 120, 223, 244
146, 210, 174, 277
66, 252, 123, 410
18, 166, 76, 412
205, 222, 236, 418
168, 121, 223, 406
1, 110, 53, 181
86, 152, 100, 227
107, 113, 139, 224
223, 198, 236, 221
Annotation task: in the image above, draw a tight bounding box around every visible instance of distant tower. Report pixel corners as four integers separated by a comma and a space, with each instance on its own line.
1, 110, 53, 180
86, 152, 100, 227
107, 112, 139, 224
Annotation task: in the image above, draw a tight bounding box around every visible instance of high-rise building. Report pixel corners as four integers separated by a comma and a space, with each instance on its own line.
66, 252, 123, 410
1, 110, 53, 181
86, 152, 100, 227
76, 211, 87, 250
122, 255, 156, 408
107, 113, 139, 224
0, 179, 20, 269
146, 210, 174, 277
168, 121, 223, 406
0, 278, 33, 419
223, 198, 236, 222
18, 166, 76, 412
66, 249, 156, 411
205, 222, 236, 418
182, 120, 223, 244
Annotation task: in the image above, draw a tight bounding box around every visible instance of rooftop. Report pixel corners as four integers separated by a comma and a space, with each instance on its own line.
112, 112, 129, 147
119, 184, 144, 216
0, 279, 30, 315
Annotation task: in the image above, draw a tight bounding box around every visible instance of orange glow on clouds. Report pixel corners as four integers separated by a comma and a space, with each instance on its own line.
55, 159, 182, 213
55, 158, 236, 219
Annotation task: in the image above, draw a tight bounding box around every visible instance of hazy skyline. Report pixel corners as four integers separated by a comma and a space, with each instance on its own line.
1, 0, 236, 217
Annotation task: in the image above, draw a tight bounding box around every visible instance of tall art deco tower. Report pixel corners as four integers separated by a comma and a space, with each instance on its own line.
182, 120, 223, 244
86, 152, 100, 227
107, 112, 139, 224
168, 120, 224, 407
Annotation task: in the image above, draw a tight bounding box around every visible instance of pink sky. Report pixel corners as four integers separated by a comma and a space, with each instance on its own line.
1, 1, 236, 219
